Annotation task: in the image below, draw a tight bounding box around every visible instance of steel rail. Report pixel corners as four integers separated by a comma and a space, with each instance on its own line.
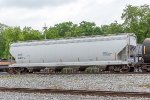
0, 87, 149, 97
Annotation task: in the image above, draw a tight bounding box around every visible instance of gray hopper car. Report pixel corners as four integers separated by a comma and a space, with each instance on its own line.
9, 33, 137, 73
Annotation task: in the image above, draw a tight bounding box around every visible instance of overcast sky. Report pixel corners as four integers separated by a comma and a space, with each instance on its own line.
0, 0, 149, 30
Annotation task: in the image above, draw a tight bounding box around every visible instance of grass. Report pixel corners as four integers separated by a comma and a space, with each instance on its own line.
141, 84, 150, 88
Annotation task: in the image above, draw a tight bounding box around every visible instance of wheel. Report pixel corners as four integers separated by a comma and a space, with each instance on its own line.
121, 66, 130, 73
141, 68, 148, 72
107, 66, 115, 72
6, 68, 17, 74
141, 65, 148, 73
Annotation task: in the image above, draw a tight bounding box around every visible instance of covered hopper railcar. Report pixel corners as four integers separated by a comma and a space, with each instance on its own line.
9, 33, 137, 73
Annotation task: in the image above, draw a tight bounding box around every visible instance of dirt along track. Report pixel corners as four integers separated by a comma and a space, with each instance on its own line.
0, 87, 149, 98
32, 71, 150, 75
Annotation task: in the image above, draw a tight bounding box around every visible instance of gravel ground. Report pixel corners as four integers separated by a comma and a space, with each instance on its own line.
0, 92, 149, 100
0, 74, 150, 92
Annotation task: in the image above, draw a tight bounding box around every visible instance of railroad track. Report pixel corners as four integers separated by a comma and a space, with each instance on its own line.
0, 87, 150, 97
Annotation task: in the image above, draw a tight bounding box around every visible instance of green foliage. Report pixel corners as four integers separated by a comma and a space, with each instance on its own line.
45, 21, 103, 38
122, 4, 150, 43
0, 32, 4, 57
22, 27, 42, 40
101, 21, 124, 34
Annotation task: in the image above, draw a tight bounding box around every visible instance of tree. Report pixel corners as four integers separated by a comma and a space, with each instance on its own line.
0, 32, 4, 58
23, 27, 42, 40
101, 21, 124, 34
122, 4, 150, 43
78, 21, 96, 36
54, 22, 76, 37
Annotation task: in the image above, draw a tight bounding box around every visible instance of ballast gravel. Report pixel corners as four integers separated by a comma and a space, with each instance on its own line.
0, 74, 149, 92
0, 73, 150, 99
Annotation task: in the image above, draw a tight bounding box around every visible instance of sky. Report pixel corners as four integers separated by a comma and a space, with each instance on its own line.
0, 0, 149, 31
